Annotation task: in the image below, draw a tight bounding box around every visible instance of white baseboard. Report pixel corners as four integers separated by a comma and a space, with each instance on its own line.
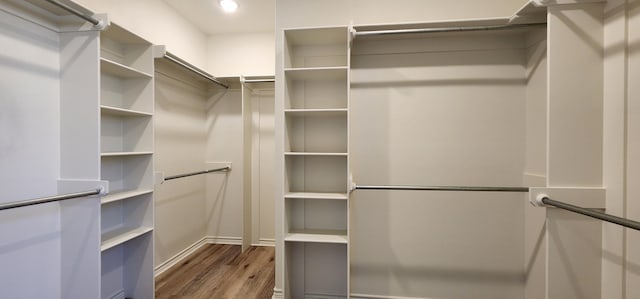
272, 288, 283, 299
351, 294, 432, 299
154, 235, 244, 277
305, 293, 347, 299
205, 235, 242, 245
154, 237, 209, 277
254, 238, 275, 247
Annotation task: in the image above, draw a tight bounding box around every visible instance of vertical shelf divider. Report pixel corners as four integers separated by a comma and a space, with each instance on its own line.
99, 22, 155, 299
281, 26, 351, 299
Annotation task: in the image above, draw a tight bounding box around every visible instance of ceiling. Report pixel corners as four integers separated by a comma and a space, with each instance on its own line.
164, 0, 275, 35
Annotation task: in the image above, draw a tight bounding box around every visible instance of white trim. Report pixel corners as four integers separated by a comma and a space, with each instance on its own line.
154, 235, 245, 277
351, 294, 433, 299
304, 293, 347, 299
205, 236, 243, 245
154, 237, 208, 277
107, 289, 125, 299
254, 238, 276, 247
272, 288, 284, 299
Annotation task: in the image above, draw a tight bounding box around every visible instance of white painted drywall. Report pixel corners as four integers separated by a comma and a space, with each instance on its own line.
208, 32, 275, 77
603, 1, 640, 298
0, 9, 62, 298
74, 0, 209, 71
154, 62, 209, 266
205, 88, 245, 242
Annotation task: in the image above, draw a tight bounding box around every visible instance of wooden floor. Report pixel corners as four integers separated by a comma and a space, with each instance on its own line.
155, 244, 275, 299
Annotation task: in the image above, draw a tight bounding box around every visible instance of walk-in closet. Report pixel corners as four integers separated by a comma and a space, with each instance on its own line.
1, 0, 640, 298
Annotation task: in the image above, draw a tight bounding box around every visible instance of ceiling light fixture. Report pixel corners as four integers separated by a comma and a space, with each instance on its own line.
219, 0, 238, 13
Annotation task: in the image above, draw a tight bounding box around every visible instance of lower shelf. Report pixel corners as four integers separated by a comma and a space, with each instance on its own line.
101, 189, 153, 204
285, 230, 348, 244
101, 231, 154, 299
101, 226, 153, 251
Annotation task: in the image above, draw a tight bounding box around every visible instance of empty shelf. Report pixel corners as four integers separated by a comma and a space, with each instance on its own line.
101, 58, 152, 78
101, 189, 153, 205
284, 67, 347, 81
285, 192, 348, 200
101, 105, 152, 117
285, 230, 348, 244
285, 152, 348, 156
101, 151, 153, 157
101, 226, 153, 251
284, 108, 348, 116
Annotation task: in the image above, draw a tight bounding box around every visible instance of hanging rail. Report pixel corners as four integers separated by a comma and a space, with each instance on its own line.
44, 0, 102, 26
353, 184, 530, 192
164, 51, 229, 89
354, 184, 640, 230
163, 166, 231, 182
538, 196, 640, 231
354, 22, 546, 37
0, 188, 102, 211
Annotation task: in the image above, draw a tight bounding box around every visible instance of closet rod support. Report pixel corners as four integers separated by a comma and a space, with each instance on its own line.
0, 188, 103, 211
354, 185, 530, 192
536, 195, 640, 231
163, 166, 231, 182
44, 0, 103, 27
164, 52, 229, 89
354, 22, 546, 37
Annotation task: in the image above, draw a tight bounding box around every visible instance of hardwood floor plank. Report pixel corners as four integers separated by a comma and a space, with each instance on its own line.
156, 244, 274, 299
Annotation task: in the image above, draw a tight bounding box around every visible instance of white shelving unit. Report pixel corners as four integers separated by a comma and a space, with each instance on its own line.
99, 22, 155, 299
282, 26, 351, 298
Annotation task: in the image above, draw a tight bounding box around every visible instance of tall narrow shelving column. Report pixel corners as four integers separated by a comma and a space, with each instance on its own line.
99, 23, 155, 299
282, 26, 351, 298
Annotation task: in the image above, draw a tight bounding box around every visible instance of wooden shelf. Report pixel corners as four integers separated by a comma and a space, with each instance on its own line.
284, 108, 348, 116
285, 230, 348, 244
101, 151, 153, 157
101, 226, 153, 252
101, 105, 152, 117
101, 58, 152, 78
101, 189, 153, 205
285, 192, 348, 200
284, 67, 347, 81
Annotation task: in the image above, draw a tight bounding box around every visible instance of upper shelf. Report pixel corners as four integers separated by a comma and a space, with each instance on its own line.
284, 27, 349, 69
101, 58, 153, 78
284, 67, 347, 81
101, 105, 153, 117
285, 108, 348, 117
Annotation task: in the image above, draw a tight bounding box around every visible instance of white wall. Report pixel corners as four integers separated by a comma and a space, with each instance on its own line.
74, 0, 209, 71
154, 61, 209, 266
603, 1, 640, 298
208, 32, 275, 77
206, 88, 246, 242
0, 9, 62, 298
349, 32, 527, 298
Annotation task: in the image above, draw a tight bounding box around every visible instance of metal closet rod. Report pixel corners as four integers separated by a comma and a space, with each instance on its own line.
354, 22, 546, 37
164, 166, 231, 182
354, 185, 530, 192
541, 197, 640, 231
0, 188, 102, 211
354, 185, 640, 230
44, 0, 101, 26
164, 52, 229, 89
